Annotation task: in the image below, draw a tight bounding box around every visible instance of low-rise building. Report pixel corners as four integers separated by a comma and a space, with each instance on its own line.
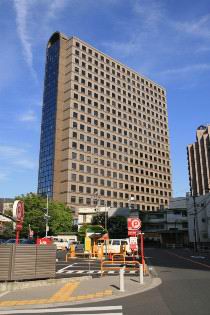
140, 197, 188, 246
0, 198, 14, 214
186, 192, 210, 246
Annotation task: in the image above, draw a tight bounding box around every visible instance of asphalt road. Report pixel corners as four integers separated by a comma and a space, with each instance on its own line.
6, 248, 210, 314
41, 248, 210, 314
56, 250, 141, 278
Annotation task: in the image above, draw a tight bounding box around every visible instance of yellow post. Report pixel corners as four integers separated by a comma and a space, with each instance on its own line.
70, 244, 75, 257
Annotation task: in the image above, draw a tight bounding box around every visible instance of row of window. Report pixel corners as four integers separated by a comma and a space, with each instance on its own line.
70, 185, 171, 196
69, 196, 168, 208
71, 119, 169, 149
69, 173, 171, 191
71, 162, 171, 181
70, 152, 171, 179
72, 81, 167, 118
73, 41, 165, 96
70, 121, 169, 153
71, 66, 165, 109
72, 110, 168, 139
71, 141, 170, 167
71, 152, 170, 175
73, 75, 165, 107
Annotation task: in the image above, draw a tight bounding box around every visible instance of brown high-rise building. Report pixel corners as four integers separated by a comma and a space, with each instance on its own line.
187, 125, 210, 196
38, 32, 172, 211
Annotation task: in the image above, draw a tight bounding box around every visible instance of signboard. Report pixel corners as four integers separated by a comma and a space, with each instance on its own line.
13, 200, 24, 229
128, 230, 137, 237
129, 236, 138, 251
36, 237, 53, 245
127, 218, 141, 230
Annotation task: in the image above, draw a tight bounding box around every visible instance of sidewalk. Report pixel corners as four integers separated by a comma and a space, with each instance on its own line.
0, 273, 161, 311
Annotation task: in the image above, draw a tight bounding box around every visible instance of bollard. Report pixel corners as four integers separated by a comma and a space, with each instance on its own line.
119, 267, 125, 292
139, 264, 144, 284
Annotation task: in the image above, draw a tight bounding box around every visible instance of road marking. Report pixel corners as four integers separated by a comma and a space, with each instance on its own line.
0, 305, 122, 314
58, 269, 138, 275
56, 264, 73, 273
0, 291, 9, 298
167, 251, 210, 269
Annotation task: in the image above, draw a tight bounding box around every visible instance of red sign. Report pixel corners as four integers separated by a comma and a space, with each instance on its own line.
127, 218, 141, 230
13, 200, 24, 223
128, 230, 137, 236
36, 237, 53, 245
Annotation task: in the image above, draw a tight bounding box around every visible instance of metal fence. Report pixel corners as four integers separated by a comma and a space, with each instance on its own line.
0, 244, 56, 281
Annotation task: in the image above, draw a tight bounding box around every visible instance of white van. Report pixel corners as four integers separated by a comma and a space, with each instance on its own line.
98, 238, 132, 255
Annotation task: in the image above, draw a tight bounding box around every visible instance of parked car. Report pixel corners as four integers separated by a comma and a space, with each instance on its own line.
98, 238, 132, 254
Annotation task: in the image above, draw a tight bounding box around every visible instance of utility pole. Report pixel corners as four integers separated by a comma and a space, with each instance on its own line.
44, 194, 50, 237
193, 195, 200, 253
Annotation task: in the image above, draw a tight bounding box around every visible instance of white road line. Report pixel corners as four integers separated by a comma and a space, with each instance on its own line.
0, 291, 9, 298
66, 270, 75, 274
108, 270, 115, 274
0, 305, 123, 314
56, 264, 73, 274
76, 270, 85, 274
129, 271, 136, 274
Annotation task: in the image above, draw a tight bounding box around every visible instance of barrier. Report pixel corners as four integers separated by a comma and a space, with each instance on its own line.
101, 260, 141, 276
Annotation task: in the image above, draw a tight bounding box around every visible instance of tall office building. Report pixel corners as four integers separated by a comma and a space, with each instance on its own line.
187, 125, 210, 196
38, 32, 172, 211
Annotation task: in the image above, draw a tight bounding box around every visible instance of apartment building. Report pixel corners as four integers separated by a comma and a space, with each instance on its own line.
38, 32, 172, 211
187, 125, 210, 196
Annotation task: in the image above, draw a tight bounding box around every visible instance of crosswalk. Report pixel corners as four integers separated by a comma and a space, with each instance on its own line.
0, 305, 123, 314
56, 269, 138, 275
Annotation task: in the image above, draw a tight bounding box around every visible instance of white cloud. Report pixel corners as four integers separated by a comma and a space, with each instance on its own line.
174, 14, 210, 39
14, 0, 37, 79
18, 110, 37, 122
160, 63, 210, 77
14, 158, 37, 170
13, 0, 68, 79
47, 0, 68, 19
0, 145, 25, 158
0, 145, 37, 171
133, 0, 164, 29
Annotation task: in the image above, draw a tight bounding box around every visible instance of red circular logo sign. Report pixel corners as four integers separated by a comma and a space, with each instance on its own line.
131, 218, 141, 229
13, 200, 24, 223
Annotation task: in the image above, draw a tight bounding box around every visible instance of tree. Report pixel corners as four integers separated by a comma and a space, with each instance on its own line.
91, 212, 105, 227
15, 193, 73, 238
91, 214, 128, 239
107, 216, 128, 239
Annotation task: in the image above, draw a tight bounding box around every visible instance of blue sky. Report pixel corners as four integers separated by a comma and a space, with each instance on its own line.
0, 0, 210, 198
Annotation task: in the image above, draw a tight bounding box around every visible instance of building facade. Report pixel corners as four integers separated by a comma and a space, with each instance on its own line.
0, 198, 14, 214
140, 197, 188, 246
38, 32, 172, 211
186, 192, 210, 245
187, 125, 210, 196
